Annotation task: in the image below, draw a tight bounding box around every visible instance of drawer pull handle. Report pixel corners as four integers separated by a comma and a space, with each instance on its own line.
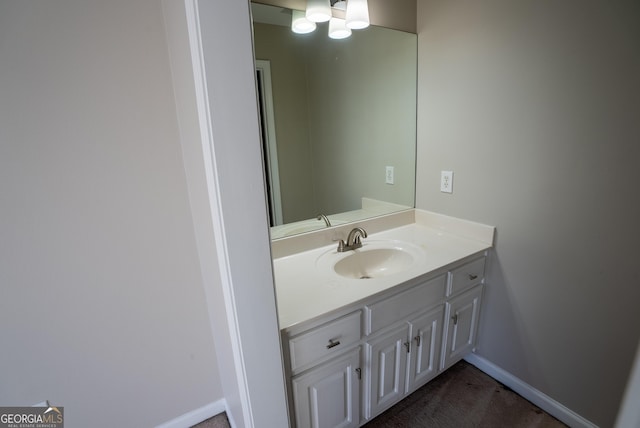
468, 274, 478, 280
414, 335, 421, 347
404, 341, 411, 353
355, 368, 362, 380
452, 313, 458, 325
326, 339, 341, 349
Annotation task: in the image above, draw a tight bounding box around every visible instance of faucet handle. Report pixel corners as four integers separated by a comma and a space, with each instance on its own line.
337, 239, 346, 252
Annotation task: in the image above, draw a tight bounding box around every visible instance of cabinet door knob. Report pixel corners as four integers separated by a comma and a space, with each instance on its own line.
468, 274, 478, 280
355, 367, 362, 380
452, 313, 458, 325
326, 339, 341, 349
414, 335, 421, 347
404, 341, 411, 353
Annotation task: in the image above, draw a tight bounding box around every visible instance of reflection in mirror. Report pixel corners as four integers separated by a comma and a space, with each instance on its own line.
251, 3, 417, 239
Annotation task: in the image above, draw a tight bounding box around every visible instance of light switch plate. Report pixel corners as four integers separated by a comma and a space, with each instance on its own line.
440, 170, 453, 193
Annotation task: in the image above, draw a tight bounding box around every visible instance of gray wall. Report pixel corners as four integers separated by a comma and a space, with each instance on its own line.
0, 1, 223, 426
416, 0, 640, 426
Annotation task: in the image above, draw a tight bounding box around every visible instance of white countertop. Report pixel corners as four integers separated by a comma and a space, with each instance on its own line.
273, 210, 495, 330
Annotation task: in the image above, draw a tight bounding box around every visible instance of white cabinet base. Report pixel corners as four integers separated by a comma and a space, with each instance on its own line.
407, 305, 444, 393
441, 285, 483, 371
284, 255, 487, 428
292, 348, 361, 428
365, 324, 409, 419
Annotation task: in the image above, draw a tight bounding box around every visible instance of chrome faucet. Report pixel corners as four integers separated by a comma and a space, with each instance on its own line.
337, 227, 368, 252
317, 214, 332, 228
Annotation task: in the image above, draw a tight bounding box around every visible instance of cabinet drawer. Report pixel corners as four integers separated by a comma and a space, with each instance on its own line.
447, 257, 485, 296
289, 311, 361, 372
365, 275, 446, 335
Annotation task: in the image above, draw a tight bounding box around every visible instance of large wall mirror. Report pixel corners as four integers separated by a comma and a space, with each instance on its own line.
251, 3, 417, 239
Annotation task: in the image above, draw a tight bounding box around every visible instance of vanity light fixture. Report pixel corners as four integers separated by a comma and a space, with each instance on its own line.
293, 0, 369, 38
291, 9, 317, 34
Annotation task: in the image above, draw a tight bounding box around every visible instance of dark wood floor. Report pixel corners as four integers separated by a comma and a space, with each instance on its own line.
193, 360, 567, 428
363, 360, 567, 428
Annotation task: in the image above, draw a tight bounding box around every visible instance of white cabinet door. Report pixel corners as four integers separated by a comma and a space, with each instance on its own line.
292, 347, 361, 428
365, 324, 409, 419
441, 285, 483, 370
406, 305, 443, 393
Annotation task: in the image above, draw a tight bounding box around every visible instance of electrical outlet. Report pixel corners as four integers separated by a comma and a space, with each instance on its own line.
385, 166, 394, 184
440, 170, 453, 193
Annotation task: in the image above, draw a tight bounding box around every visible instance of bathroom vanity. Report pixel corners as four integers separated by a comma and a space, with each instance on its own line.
272, 210, 494, 427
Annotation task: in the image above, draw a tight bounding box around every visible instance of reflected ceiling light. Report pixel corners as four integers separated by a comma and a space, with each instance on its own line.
328, 17, 351, 39
292, 0, 370, 39
328, 0, 350, 39
345, 0, 370, 29
306, 0, 332, 23
291, 9, 317, 34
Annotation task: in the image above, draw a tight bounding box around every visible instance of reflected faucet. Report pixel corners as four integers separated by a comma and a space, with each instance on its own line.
337, 227, 368, 252
317, 214, 332, 228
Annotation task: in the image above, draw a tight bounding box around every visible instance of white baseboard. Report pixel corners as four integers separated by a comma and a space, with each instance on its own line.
464, 354, 598, 428
155, 399, 227, 428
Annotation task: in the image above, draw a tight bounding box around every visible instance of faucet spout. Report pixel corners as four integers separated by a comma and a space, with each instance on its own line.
317, 214, 332, 228
338, 227, 368, 252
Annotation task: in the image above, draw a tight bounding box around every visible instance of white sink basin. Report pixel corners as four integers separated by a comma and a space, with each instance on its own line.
317, 240, 426, 280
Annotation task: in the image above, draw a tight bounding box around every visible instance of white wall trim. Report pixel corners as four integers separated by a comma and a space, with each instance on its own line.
183, 0, 253, 426
183, 1, 290, 427
155, 399, 227, 428
464, 354, 598, 428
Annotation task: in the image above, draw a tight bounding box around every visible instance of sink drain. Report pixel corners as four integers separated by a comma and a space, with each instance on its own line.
359, 275, 371, 279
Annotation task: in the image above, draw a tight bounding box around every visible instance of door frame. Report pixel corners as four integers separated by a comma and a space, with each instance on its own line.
255, 59, 283, 226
